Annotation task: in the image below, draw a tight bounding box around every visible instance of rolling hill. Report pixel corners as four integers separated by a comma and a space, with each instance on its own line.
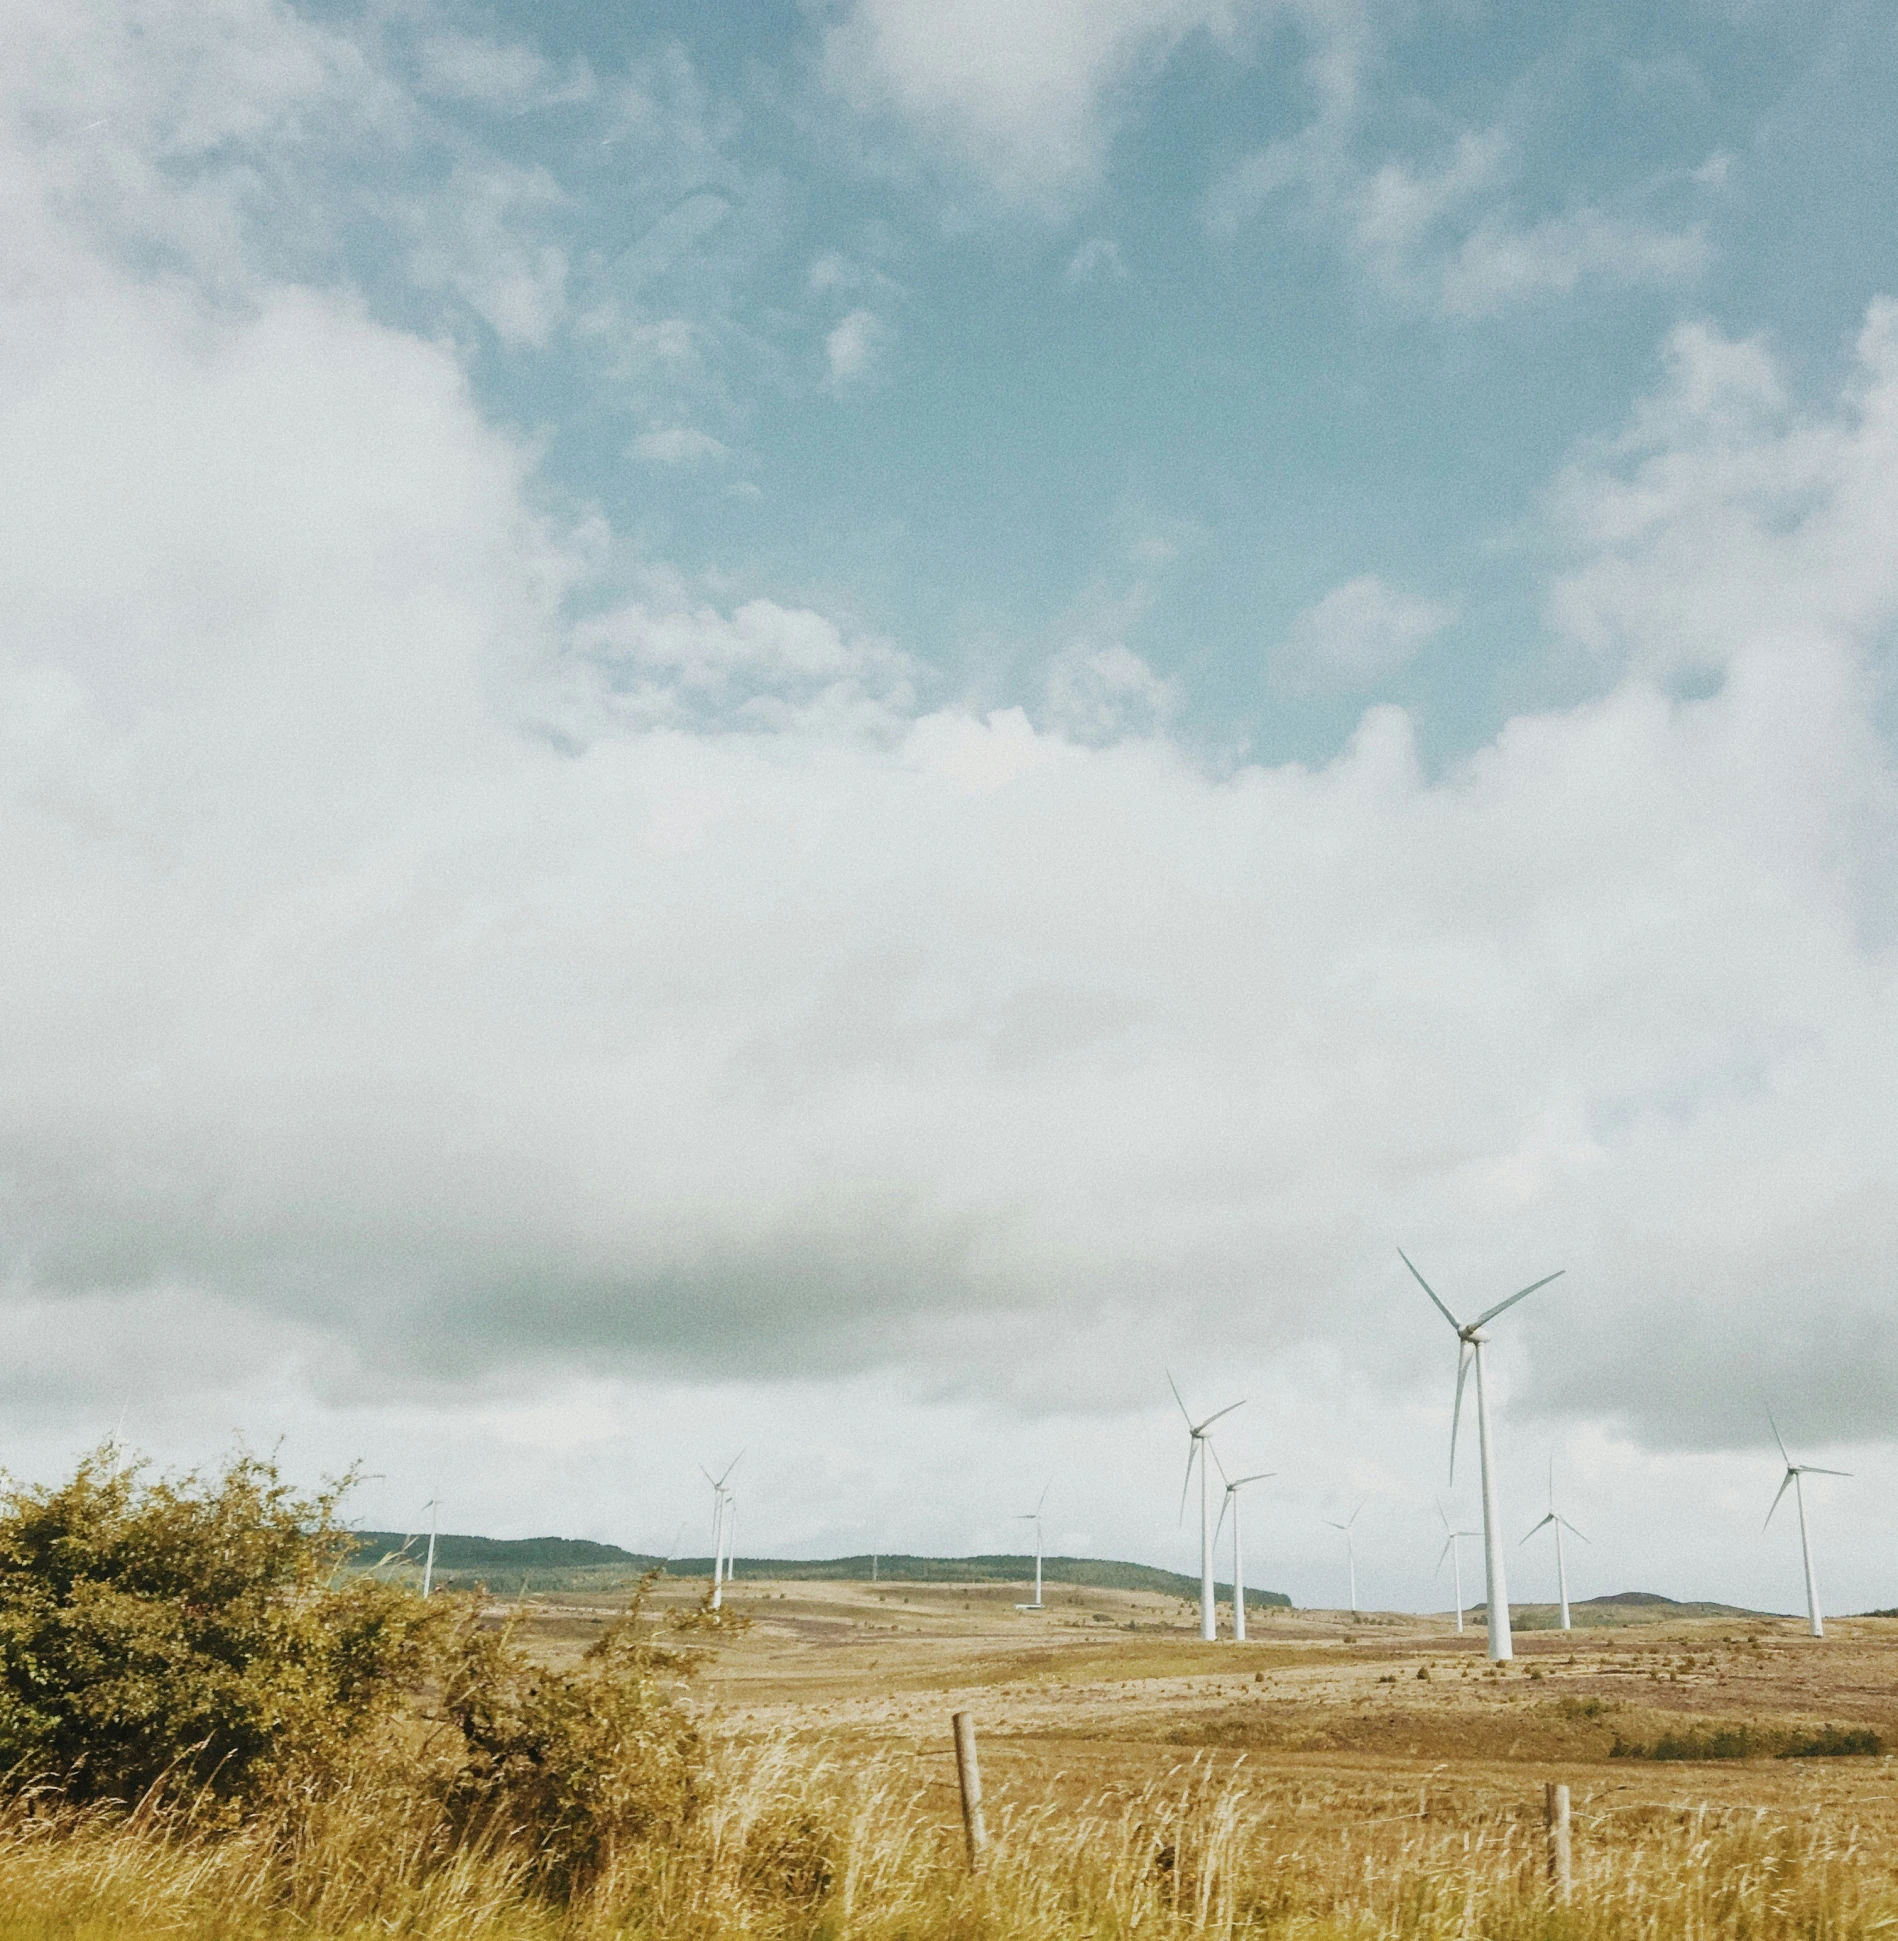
345, 1531, 1292, 1605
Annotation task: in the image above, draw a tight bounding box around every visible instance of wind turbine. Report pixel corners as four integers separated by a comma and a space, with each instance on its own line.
421, 1497, 440, 1600
1400, 1249, 1564, 1662
1169, 1373, 1244, 1641
1766, 1413, 1848, 1639
1213, 1454, 1275, 1641
1014, 1484, 1050, 1610
1435, 1501, 1480, 1635
1522, 1462, 1589, 1632
1324, 1502, 1365, 1618
701, 1455, 741, 1610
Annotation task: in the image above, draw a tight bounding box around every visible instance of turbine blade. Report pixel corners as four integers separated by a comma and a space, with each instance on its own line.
1398, 1248, 1464, 1332
1764, 1469, 1794, 1531
1167, 1369, 1194, 1429
1473, 1271, 1564, 1331
1194, 1398, 1245, 1434
1450, 1340, 1473, 1483
1767, 1410, 1790, 1467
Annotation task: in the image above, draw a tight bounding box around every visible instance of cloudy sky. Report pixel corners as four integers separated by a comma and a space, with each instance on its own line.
5, 0, 1898, 1615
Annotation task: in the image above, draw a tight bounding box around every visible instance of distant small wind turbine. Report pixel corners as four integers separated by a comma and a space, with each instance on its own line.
1766, 1413, 1848, 1639
422, 1497, 440, 1599
1436, 1501, 1480, 1634
1169, 1373, 1244, 1642
1401, 1249, 1564, 1662
701, 1454, 742, 1610
1324, 1502, 1365, 1618
1213, 1454, 1275, 1641
1014, 1484, 1050, 1610
1522, 1462, 1588, 1632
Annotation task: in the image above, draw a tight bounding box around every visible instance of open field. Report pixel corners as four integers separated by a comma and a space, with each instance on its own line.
446, 1573, 1898, 1932
8, 1573, 1898, 1939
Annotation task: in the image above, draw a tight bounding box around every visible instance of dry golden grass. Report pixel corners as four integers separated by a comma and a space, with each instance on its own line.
4, 1578, 1897, 1939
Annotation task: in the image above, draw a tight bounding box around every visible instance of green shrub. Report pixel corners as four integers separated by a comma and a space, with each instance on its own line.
1779, 1724, 1883, 1758
439, 1576, 706, 1894
1556, 1694, 1610, 1720
1612, 1725, 1768, 1761
0, 1447, 437, 1807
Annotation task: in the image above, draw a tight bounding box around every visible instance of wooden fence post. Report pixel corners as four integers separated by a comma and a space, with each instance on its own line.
1545, 1782, 1572, 1902
953, 1711, 989, 1870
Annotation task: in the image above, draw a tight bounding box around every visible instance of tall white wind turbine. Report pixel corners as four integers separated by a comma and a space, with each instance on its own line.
1522, 1462, 1589, 1632
1435, 1501, 1480, 1635
702, 1455, 742, 1610
1213, 1455, 1275, 1641
1324, 1503, 1365, 1618
1014, 1484, 1050, 1610
1400, 1249, 1564, 1662
422, 1497, 440, 1600
1766, 1413, 1848, 1639
1169, 1373, 1244, 1642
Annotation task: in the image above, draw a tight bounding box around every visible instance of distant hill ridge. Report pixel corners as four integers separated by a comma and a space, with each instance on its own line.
346, 1532, 1291, 1605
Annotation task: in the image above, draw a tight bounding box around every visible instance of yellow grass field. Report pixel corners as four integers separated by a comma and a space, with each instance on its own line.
7, 1573, 1898, 1939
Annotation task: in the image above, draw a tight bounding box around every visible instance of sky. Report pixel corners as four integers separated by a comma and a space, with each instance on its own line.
3, 0, 1898, 1617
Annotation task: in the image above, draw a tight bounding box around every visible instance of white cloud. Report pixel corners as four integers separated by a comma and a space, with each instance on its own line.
825, 306, 891, 387
1065, 236, 1128, 283
1277, 575, 1455, 689
414, 33, 594, 110
572, 589, 922, 735
821, 0, 1276, 211
13, 0, 1898, 1609
1546, 308, 1898, 682
1043, 640, 1176, 740
10, 218, 1898, 1483
631, 426, 729, 464
404, 160, 570, 346
1206, 50, 1713, 318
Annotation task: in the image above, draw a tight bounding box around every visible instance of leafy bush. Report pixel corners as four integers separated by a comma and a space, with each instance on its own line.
1778, 1724, 1883, 1758
439, 1576, 706, 1894
0, 1447, 436, 1807
1612, 1725, 1767, 1761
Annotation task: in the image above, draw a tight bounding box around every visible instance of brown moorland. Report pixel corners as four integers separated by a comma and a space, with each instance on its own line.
8, 1565, 1898, 1938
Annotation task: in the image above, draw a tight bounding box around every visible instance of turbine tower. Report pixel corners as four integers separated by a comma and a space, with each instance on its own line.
1435, 1500, 1480, 1635
1014, 1484, 1050, 1610
1400, 1249, 1564, 1662
1213, 1454, 1275, 1641
1324, 1502, 1365, 1618
701, 1454, 741, 1610
1169, 1373, 1244, 1641
421, 1497, 440, 1600
1522, 1461, 1589, 1632
1766, 1413, 1848, 1639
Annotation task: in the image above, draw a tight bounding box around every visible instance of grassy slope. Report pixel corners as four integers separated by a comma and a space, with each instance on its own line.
346, 1533, 1294, 1605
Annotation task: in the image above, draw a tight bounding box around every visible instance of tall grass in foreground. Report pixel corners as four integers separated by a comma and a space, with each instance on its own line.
0, 1741, 1890, 1941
